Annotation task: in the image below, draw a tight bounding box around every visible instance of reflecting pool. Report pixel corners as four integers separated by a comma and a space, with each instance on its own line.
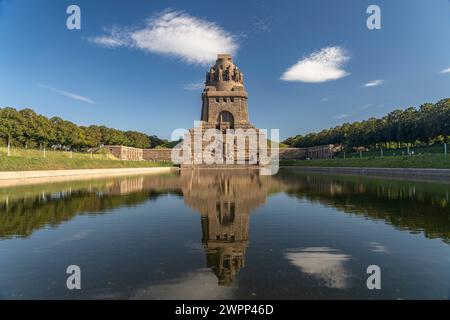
0, 168, 449, 299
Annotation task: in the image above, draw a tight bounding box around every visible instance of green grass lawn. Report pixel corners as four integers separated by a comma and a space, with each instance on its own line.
0, 147, 172, 171
281, 154, 450, 169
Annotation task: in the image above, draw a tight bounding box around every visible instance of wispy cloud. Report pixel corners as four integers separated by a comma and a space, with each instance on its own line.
334, 114, 351, 120
252, 18, 271, 33
440, 67, 450, 74
281, 46, 350, 83
89, 10, 239, 65
183, 82, 204, 90
39, 84, 94, 104
363, 79, 383, 87
89, 26, 129, 48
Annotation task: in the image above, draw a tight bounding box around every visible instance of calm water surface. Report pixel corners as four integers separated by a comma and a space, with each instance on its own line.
1, 168, 450, 299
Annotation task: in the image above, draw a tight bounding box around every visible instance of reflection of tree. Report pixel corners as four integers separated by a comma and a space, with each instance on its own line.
276, 170, 450, 244
0, 175, 181, 239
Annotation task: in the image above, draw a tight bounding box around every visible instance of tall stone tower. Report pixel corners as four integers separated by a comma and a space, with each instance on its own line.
179, 54, 266, 166
201, 54, 256, 132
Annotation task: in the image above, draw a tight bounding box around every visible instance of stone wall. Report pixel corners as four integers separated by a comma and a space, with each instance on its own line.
104, 146, 172, 162
277, 145, 333, 160
142, 148, 173, 162
104, 144, 334, 163
105, 146, 143, 161
278, 148, 308, 160
305, 145, 334, 160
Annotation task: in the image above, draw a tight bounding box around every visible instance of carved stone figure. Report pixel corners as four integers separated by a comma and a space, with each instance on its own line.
233, 66, 239, 82
218, 66, 223, 81
226, 66, 232, 81
209, 67, 215, 82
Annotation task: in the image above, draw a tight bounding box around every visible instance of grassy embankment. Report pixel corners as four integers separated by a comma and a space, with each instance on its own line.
282, 144, 450, 168
281, 154, 450, 169
0, 147, 172, 171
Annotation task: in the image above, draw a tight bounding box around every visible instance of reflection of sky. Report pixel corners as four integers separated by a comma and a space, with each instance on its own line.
33, 230, 93, 253
130, 269, 234, 300
369, 242, 387, 253
285, 247, 351, 289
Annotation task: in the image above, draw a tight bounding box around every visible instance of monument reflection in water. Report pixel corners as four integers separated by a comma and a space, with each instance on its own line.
1, 169, 450, 299
181, 170, 269, 286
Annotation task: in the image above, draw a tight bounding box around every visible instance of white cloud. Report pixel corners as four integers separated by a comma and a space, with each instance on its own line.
334, 114, 351, 120
39, 84, 94, 104
89, 10, 239, 65
281, 46, 350, 83
184, 82, 204, 90
364, 79, 383, 87
285, 247, 351, 289
440, 67, 450, 74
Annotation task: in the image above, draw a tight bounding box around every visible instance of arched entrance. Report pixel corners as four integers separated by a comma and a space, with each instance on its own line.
217, 111, 234, 129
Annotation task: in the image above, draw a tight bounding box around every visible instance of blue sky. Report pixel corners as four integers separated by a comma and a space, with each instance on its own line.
1, 0, 450, 140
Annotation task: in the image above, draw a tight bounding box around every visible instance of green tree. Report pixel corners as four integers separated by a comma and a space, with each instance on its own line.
0, 108, 26, 150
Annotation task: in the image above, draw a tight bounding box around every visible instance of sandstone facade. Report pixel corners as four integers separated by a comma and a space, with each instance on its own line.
142, 148, 173, 162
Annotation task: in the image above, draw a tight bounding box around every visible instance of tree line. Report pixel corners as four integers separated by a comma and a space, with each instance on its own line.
0, 107, 166, 150
283, 98, 450, 150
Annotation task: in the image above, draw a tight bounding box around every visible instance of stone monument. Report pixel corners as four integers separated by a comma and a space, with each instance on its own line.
181, 54, 265, 166
201, 54, 254, 132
